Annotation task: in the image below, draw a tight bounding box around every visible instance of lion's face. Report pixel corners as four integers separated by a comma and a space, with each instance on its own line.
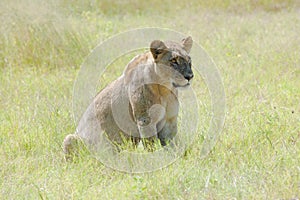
150, 37, 194, 88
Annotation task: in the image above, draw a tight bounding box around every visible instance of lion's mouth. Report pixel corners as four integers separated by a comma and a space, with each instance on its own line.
172, 82, 190, 88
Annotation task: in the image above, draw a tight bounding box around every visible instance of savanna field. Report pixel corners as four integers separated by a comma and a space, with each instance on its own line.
0, 0, 299, 199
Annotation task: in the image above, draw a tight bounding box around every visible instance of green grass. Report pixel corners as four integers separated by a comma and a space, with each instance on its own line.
1, 0, 299, 199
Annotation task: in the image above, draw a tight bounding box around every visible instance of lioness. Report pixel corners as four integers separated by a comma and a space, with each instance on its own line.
63, 36, 194, 156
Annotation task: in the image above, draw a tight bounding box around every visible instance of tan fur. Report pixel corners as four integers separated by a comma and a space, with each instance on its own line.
63, 37, 194, 156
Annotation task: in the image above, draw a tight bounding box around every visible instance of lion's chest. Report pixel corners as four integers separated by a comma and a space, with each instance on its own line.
156, 91, 179, 136
159, 90, 179, 120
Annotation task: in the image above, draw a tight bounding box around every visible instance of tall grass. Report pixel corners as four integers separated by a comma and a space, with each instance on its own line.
1, 0, 299, 199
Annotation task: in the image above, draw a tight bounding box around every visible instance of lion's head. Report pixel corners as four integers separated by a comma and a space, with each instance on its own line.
150, 36, 194, 88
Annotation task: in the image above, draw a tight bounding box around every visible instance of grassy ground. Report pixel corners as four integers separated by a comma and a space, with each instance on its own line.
1, 0, 299, 199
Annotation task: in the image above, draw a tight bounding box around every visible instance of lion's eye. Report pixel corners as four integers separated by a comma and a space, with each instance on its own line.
171, 58, 177, 63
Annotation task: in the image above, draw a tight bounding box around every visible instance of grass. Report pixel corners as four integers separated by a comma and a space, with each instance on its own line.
1, 0, 299, 199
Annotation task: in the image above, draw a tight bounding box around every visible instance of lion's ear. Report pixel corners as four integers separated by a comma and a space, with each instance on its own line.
150, 40, 167, 60
182, 36, 193, 53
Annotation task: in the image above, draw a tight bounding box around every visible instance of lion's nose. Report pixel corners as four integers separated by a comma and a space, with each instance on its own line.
184, 73, 194, 81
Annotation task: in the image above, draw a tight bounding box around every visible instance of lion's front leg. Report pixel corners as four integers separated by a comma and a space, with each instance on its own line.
130, 85, 165, 150
157, 116, 178, 146
136, 106, 165, 151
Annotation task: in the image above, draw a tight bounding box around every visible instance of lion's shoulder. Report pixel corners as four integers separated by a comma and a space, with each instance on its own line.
123, 52, 154, 84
